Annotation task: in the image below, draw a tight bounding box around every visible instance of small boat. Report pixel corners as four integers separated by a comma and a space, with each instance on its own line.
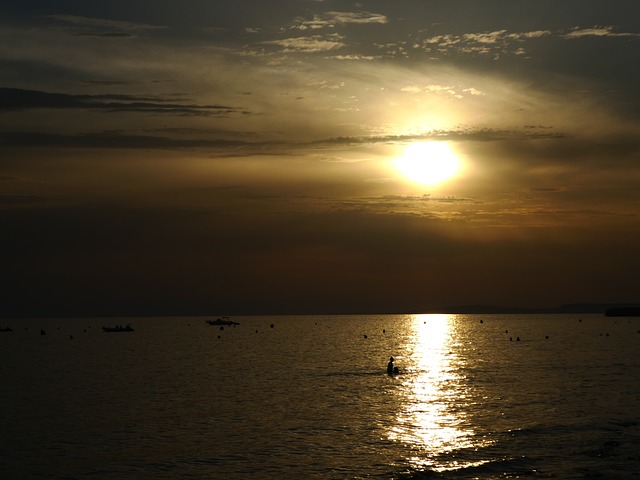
205, 317, 239, 326
0, 326, 12, 332
102, 324, 135, 332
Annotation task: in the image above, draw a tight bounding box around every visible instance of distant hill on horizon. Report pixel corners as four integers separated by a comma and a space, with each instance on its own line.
434, 303, 640, 315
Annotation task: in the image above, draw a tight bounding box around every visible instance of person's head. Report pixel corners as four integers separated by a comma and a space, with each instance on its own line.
389, 357, 394, 362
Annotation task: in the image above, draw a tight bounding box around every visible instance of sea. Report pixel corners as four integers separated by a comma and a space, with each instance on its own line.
1, 313, 639, 479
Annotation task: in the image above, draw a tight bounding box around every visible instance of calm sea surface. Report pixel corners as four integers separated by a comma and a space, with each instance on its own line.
1, 314, 639, 479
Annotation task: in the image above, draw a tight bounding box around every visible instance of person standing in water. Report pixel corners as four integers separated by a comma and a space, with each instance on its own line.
387, 357, 394, 375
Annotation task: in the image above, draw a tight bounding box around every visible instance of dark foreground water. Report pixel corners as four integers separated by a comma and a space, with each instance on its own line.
1, 314, 639, 479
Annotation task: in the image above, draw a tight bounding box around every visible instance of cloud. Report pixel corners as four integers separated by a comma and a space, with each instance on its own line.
400, 83, 483, 99
0, 88, 247, 116
419, 29, 552, 57
291, 11, 388, 30
261, 34, 345, 52
417, 25, 639, 60
333, 194, 479, 219
2, 125, 563, 151
47, 14, 165, 34
72, 32, 135, 38
330, 54, 377, 61
0, 131, 261, 150
562, 26, 640, 39
316, 127, 567, 147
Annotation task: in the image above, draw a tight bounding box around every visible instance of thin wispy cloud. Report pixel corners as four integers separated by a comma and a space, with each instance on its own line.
562, 25, 640, 39
261, 34, 345, 53
417, 25, 638, 58
291, 11, 388, 30
0, 88, 246, 116
47, 14, 166, 37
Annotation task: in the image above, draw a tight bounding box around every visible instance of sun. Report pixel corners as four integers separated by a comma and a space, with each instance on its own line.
395, 141, 461, 186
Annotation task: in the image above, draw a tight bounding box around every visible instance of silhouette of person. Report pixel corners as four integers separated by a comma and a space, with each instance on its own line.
387, 357, 394, 375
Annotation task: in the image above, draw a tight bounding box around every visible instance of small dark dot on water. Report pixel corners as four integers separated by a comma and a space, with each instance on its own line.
364, 334, 368, 339
545, 335, 549, 339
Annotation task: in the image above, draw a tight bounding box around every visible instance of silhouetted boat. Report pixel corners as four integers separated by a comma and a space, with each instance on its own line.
206, 317, 239, 326
102, 324, 135, 332
0, 326, 12, 332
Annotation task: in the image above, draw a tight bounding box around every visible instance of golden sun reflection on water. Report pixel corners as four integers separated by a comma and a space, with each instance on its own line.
388, 314, 486, 472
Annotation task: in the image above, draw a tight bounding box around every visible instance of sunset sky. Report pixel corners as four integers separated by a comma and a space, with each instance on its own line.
1, 1, 639, 317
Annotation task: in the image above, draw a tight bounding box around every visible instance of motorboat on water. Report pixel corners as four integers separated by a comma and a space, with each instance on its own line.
205, 317, 239, 326
102, 324, 135, 332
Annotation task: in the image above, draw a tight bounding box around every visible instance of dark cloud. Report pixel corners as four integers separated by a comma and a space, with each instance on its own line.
314, 128, 568, 149
72, 31, 135, 38
0, 88, 247, 116
0, 125, 571, 151
0, 131, 257, 149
